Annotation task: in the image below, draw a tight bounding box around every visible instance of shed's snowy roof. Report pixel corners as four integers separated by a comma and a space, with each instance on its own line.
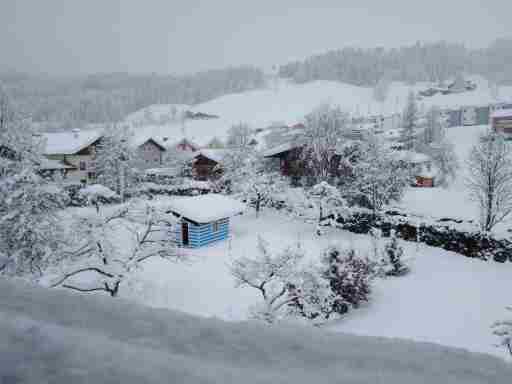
43, 130, 103, 155
167, 194, 245, 223
491, 109, 512, 118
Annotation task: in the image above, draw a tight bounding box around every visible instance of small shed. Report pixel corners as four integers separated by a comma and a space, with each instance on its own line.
167, 194, 245, 248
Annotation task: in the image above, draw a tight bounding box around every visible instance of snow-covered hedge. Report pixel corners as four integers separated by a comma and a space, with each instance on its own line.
333, 209, 512, 263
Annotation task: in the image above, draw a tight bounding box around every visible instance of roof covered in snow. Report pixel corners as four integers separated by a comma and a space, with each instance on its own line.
37, 158, 76, 170
167, 194, 245, 223
194, 149, 230, 163
262, 141, 301, 157
391, 150, 431, 164
43, 129, 103, 155
491, 109, 512, 118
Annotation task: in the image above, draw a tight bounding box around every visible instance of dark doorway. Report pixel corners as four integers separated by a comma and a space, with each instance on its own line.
182, 222, 189, 246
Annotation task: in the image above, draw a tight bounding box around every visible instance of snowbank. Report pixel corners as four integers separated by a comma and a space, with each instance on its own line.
1, 278, 511, 383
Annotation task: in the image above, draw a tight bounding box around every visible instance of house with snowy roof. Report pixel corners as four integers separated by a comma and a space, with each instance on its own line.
167, 194, 245, 248
491, 109, 512, 137
191, 149, 230, 180
43, 128, 103, 184
43, 129, 168, 184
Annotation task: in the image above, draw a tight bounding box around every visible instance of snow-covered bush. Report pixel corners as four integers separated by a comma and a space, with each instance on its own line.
308, 181, 347, 233
79, 184, 121, 208
492, 307, 512, 356
287, 266, 341, 322
230, 236, 304, 323
383, 230, 410, 276
320, 245, 373, 315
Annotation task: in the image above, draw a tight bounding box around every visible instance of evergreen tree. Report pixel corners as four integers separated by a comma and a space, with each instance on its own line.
94, 124, 140, 200
400, 91, 421, 150
384, 231, 409, 276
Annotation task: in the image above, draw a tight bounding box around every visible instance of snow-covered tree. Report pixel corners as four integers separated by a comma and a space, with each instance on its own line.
400, 91, 421, 150
230, 237, 304, 323
422, 106, 445, 145
0, 90, 67, 278
0, 170, 68, 277
466, 131, 512, 232
349, 134, 409, 214
383, 230, 409, 276
493, 306, 512, 356
226, 123, 252, 148
301, 104, 351, 182
94, 124, 140, 200
51, 201, 181, 297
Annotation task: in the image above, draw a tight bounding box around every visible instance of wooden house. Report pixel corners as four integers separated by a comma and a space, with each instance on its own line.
191, 149, 228, 180
491, 109, 512, 137
131, 137, 167, 169
167, 194, 245, 248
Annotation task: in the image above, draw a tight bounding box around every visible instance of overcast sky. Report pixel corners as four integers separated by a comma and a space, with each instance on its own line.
1, 0, 510, 76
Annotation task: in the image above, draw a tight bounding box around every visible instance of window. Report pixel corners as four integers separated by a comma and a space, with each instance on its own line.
212, 221, 221, 232
88, 172, 96, 180
79, 161, 86, 171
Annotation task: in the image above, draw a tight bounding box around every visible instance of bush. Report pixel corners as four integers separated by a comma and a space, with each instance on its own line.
321, 246, 373, 315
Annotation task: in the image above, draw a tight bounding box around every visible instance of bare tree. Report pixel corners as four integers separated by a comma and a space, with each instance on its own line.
466, 131, 512, 232
51, 201, 182, 297
301, 104, 350, 182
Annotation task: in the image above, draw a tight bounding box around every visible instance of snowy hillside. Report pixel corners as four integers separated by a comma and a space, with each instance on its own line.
2, 278, 511, 383
125, 76, 512, 147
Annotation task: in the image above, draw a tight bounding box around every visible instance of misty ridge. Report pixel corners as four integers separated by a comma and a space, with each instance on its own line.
2, 38, 512, 128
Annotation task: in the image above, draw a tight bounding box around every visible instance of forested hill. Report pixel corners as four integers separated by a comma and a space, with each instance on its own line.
0, 66, 265, 127
2, 39, 512, 127
279, 39, 512, 86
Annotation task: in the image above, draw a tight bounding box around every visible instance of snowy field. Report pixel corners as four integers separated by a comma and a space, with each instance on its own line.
126, 76, 512, 147
122, 206, 512, 360
2, 278, 512, 383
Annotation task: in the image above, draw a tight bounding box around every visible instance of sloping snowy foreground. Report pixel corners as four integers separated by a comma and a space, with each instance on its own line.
1, 279, 511, 383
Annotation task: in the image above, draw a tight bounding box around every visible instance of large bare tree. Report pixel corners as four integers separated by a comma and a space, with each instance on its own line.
466, 131, 512, 232
301, 104, 350, 183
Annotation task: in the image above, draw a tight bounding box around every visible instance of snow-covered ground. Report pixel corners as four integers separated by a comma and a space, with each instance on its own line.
126, 76, 512, 147
123, 207, 512, 360
2, 277, 512, 383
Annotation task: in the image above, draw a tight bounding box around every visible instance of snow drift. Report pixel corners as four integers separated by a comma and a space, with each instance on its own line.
1, 279, 511, 383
